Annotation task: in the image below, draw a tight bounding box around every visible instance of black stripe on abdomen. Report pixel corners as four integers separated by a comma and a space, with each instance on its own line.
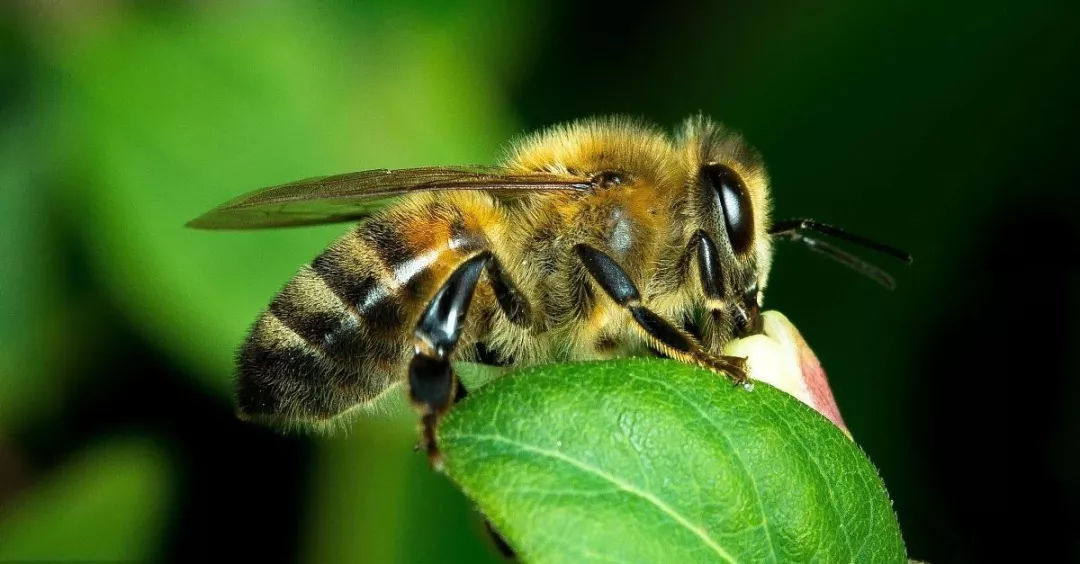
236, 256, 410, 420
237, 333, 346, 419
311, 238, 407, 338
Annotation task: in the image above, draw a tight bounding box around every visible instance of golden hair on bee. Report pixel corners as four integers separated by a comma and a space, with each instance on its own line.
189, 114, 910, 452
502, 116, 678, 184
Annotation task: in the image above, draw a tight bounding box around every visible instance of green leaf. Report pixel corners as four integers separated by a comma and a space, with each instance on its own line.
39, 4, 516, 395
438, 358, 906, 563
300, 361, 511, 564
0, 438, 172, 561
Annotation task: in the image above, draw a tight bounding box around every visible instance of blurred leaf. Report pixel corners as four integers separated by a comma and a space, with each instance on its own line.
352, 362, 511, 417
438, 358, 906, 563
38, 3, 516, 395
455, 362, 514, 393
0, 437, 171, 561
301, 362, 509, 564
0, 112, 57, 427
30, 4, 540, 563
303, 414, 502, 564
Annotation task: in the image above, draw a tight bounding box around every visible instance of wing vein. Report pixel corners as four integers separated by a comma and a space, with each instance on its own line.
187, 166, 591, 229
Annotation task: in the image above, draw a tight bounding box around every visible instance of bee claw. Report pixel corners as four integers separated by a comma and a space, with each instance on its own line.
428, 451, 445, 472
699, 354, 750, 387
416, 413, 447, 470
728, 372, 750, 388
414, 434, 445, 469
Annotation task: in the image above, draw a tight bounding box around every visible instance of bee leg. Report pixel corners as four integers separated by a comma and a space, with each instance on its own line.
689, 229, 726, 304
409, 252, 490, 468
574, 244, 748, 385
485, 254, 533, 328
686, 230, 730, 350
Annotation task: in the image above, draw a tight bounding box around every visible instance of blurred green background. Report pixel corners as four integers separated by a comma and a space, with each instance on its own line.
1, 1, 1077, 562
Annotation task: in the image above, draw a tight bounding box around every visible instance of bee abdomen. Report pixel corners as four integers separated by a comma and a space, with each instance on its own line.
236, 256, 410, 421
235, 195, 509, 422
236, 315, 370, 421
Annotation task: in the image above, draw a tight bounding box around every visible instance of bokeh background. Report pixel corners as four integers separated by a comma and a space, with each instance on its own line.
2, 1, 1077, 562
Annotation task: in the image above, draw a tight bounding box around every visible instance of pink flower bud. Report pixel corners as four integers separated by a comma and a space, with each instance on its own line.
723, 311, 849, 436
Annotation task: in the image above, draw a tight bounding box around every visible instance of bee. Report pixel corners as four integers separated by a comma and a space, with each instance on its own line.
189, 115, 909, 462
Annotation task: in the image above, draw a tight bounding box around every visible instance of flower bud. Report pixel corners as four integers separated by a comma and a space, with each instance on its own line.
723, 311, 849, 436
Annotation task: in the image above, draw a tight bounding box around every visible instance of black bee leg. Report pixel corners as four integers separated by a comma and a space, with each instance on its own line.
684, 230, 765, 344
409, 252, 490, 468
574, 244, 748, 385
485, 254, 533, 328
689, 229, 726, 304
685, 230, 730, 350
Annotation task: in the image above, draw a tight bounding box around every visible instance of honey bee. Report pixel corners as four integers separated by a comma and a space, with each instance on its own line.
189, 115, 909, 462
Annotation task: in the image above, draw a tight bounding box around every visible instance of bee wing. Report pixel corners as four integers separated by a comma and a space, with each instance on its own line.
187, 165, 592, 229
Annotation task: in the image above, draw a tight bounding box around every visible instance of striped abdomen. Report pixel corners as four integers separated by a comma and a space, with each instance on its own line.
236, 194, 502, 421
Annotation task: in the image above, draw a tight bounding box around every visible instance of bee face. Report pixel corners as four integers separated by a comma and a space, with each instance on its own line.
678, 116, 774, 336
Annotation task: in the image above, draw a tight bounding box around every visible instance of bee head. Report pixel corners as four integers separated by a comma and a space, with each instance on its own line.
678, 116, 912, 321
678, 116, 773, 336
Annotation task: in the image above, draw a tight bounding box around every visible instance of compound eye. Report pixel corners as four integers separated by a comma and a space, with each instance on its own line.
701, 164, 754, 255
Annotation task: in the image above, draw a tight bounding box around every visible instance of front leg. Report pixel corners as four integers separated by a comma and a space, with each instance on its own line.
574, 244, 748, 385
685, 229, 729, 351
685, 229, 762, 350
409, 252, 489, 468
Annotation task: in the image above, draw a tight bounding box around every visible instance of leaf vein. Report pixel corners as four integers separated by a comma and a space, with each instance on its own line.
760, 401, 856, 562
625, 373, 780, 563
444, 431, 738, 563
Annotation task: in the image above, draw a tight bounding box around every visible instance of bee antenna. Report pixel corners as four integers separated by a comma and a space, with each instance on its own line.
769, 218, 912, 290
769, 218, 913, 263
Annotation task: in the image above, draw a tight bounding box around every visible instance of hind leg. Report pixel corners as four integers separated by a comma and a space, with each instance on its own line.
408, 249, 532, 467
408, 253, 491, 467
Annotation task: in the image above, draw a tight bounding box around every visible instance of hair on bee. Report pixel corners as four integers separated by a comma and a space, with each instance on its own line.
239, 381, 409, 437
192, 113, 910, 464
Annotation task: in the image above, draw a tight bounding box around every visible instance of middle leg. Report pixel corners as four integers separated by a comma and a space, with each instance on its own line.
574, 243, 748, 384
